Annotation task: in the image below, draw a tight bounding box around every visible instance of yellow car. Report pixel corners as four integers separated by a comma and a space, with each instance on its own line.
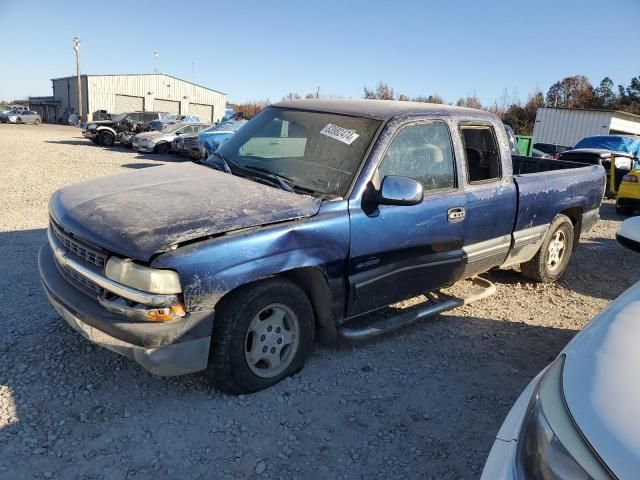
617, 169, 640, 215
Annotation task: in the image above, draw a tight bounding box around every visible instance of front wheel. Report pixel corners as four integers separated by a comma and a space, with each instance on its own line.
521, 214, 574, 283
207, 278, 315, 394
34, 119, 40, 125
99, 131, 115, 146
155, 142, 170, 154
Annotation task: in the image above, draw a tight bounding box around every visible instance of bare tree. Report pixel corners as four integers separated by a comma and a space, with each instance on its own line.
412, 95, 444, 104
363, 82, 395, 100
455, 95, 482, 110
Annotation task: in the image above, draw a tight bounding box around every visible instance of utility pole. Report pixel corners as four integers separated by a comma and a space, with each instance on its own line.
73, 37, 82, 120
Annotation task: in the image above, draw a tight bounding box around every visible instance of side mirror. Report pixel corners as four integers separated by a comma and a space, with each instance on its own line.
617, 217, 640, 253
378, 175, 423, 206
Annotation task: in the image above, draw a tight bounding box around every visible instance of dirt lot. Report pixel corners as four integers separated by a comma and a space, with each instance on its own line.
1, 123, 639, 480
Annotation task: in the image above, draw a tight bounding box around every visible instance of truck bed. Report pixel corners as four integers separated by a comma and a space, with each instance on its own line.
512, 155, 587, 174
511, 155, 606, 232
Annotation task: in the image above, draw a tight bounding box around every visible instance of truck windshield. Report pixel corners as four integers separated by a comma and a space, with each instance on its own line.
208, 106, 381, 197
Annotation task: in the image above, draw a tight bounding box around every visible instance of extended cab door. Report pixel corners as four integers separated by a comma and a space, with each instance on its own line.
347, 119, 466, 317
457, 123, 517, 277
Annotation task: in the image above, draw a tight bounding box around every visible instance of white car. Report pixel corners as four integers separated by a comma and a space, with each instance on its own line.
131, 122, 210, 154
482, 216, 640, 479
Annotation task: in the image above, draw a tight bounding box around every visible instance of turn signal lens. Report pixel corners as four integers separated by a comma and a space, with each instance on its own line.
146, 303, 186, 322
623, 174, 638, 183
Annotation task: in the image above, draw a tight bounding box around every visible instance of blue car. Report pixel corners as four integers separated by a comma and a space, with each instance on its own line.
39, 100, 605, 393
198, 122, 245, 154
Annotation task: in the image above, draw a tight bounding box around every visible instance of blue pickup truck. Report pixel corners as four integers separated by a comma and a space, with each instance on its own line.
39, 100, 605, 393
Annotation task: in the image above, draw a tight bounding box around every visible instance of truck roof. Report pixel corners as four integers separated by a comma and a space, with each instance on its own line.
273, 99, 496, 121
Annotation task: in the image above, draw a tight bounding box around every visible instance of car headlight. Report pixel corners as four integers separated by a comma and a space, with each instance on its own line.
516, 356, 612, 479
87, 124, 97, 130
105, 257, 181, 294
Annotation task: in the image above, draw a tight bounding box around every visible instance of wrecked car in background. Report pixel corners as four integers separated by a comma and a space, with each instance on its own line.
173, 120, 247, 160
131, 122, 210, 154
39, 99, 605, 394
82, 111, 174, 146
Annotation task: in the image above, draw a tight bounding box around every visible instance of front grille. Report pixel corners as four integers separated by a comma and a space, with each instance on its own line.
51, 222, 108, 268
62, 265, 105, 295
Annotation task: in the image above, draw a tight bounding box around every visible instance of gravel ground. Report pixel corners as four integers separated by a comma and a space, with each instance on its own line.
1, 123, 639, 480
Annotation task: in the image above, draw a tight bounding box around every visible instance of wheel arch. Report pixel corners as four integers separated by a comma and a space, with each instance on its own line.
559, 207, 583, 251
209, 266, 338, 346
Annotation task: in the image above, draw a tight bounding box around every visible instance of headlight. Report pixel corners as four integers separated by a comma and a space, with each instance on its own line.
87, 123, 97, 130
105, 257, 181, 294
516, 356, 611, 479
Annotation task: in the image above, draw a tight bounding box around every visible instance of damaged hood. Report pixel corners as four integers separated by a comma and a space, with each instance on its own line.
49, 162, 321, 262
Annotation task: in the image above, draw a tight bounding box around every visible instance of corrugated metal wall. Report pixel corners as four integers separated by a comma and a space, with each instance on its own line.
83, 74, 226, 122
52, 76, 89, 122
532, 108, 612, 146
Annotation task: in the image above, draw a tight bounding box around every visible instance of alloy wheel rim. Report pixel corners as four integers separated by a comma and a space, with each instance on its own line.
547, 230, 566, 272
244, 303, 300, 379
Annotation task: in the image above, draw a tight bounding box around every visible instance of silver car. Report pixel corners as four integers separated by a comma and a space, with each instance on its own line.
6, 109, 41, 124
132, 122, 210, 154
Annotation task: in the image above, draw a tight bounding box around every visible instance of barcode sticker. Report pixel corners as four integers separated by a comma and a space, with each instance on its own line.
320, 124, 359, 145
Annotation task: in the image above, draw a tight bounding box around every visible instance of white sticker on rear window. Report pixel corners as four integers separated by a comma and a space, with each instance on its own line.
320, 124, 359, 145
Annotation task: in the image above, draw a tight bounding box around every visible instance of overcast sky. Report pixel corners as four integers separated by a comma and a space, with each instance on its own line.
1, 0, 638, 104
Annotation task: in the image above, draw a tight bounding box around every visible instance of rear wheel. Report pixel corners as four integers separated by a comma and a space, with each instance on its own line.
155, 142, 170, 154
207, 278, 314, 394
521, 214, 574, 283
99, 131, 115, 146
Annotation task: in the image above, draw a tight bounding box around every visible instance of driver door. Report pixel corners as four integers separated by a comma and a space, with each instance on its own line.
347, 120, 466, 317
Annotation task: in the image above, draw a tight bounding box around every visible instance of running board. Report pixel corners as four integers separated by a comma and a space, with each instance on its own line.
337, 276, 496, 341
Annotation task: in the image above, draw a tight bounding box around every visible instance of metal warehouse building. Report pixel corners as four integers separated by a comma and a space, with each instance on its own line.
29, 73, 227, 123
533, 107, 640, 147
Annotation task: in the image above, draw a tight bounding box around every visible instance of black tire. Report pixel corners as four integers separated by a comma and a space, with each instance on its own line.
207, 277, 315, 394
521, 214, 574, 283
16, 117, 22, 124
155, 142, 170, 154
617, 206, 634, 216
99, 131, 115, 147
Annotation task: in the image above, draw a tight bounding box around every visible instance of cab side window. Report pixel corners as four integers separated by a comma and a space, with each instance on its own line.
460, 125, 501, 183
378, 121, 456, 191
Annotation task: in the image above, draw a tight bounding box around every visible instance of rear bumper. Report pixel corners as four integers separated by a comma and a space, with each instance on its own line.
38, 244, 212, 376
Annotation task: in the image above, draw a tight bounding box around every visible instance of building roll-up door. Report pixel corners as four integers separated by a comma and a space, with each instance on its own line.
114, 95, 144, 114
155, 99, 180, 114
190, 103, 213, 122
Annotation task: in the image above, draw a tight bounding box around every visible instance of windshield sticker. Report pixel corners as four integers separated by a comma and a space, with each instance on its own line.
320, 124, 359, 145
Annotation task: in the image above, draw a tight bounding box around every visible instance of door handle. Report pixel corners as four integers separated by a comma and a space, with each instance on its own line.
447, 207, 465, 223
269, 141, 282, 145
